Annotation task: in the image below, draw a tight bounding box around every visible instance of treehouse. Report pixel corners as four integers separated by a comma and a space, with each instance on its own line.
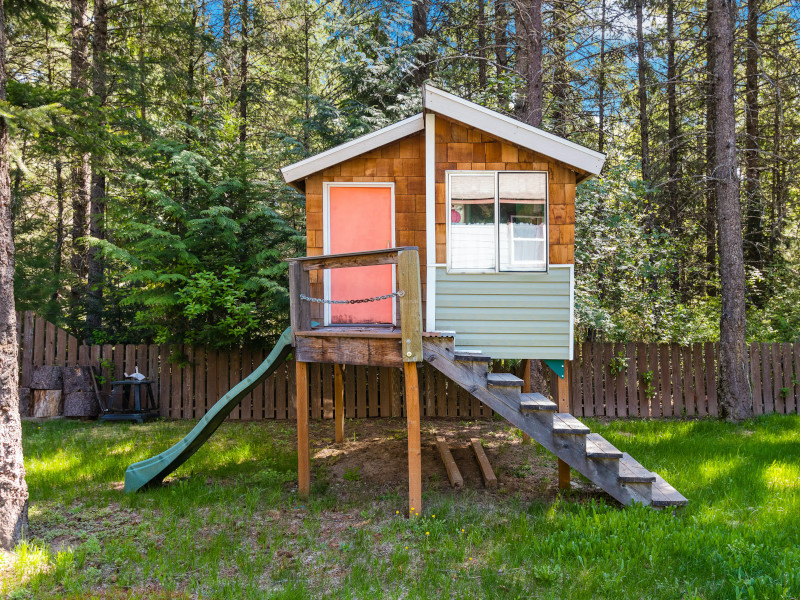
280, 85, 686, 513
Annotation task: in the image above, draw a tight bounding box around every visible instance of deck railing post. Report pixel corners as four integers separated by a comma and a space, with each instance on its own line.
397, 249, 423, 363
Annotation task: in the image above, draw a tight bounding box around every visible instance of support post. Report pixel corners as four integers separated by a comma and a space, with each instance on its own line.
296, 360, 310, 498
521, 359, 532, 444
334, 364, 344, 443
557, 361, 572, 490
404, 362, 422, 516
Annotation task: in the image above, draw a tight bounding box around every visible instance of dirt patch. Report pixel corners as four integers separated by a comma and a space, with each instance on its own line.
308, 418, 610, 504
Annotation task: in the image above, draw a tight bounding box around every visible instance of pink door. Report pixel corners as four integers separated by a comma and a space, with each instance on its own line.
328, 185, 394, 324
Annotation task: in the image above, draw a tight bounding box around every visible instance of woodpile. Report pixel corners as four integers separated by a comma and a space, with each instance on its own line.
23, 365, 100, 419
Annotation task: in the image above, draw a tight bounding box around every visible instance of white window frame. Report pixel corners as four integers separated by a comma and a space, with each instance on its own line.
446, 170, 549, 274
322, 181, 397, 326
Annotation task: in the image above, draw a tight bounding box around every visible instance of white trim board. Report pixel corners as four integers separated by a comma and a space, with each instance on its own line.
423, 85, 605, 176
281, 114, 424, 186
425, 112, 437, 332
322, 182, 397, 326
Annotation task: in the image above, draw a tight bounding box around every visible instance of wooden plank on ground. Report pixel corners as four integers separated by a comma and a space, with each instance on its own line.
21, 312, 35, 387
693, 343, 706, 416
762, 343, 774, 414
782, 343, 793, 415
705, 342, 718, 417
436, 438, 463, 489
660, 345, 672, 417
44, 321, 56, 366
470, 438, 497, 488
379, 366, 392, 418
750, 342, 762, 415
582, 341, 593, 417
682, 345, 695, 416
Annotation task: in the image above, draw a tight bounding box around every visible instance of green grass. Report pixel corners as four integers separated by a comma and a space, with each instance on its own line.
3, 415, 800, 599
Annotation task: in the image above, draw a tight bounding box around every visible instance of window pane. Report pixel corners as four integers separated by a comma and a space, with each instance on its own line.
450, 174, 496, 270
498, 172, 547, 271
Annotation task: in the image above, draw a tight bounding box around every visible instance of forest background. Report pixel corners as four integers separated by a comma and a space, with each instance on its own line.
7, 0, 800, 350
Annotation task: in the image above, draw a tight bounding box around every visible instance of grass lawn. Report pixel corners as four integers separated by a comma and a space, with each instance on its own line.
2, 414, 799, 599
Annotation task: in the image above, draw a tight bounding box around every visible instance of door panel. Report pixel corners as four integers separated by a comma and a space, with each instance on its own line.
327, 186, 394, 324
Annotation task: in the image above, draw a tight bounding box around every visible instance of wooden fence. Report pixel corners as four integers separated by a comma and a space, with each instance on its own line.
569, 341, 800, 418
16, 312, 800, 420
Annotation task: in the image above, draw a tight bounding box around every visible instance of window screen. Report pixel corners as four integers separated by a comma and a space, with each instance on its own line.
498, 172, 548, 271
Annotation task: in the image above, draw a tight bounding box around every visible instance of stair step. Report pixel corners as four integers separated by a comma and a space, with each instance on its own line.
552, 413, 590, 435
520, 393, 557, 412
585, 433, 623, 459
618, 453, 656, 483
487, 373, 524, 387
453, 350, 492, 363
651, 472, 689, 508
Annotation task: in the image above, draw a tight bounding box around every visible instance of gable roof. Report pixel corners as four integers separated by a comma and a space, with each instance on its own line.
280, 85, 606, 188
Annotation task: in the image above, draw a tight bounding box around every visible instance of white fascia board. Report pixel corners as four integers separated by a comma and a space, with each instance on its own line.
280, 114, 425, 184
423, 85, 606, 176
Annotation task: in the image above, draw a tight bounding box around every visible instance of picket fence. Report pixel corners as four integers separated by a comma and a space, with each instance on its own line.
16, 312, 800, 419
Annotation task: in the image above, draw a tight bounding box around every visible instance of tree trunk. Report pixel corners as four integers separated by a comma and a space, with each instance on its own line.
635, 0, 650, 185
524, 0, 543, 127
138, 11, 147, 139
551, 0, 568, 135
0, 0, 29, 550
477, 0, 486, 88
597, 0, 606, 153
705, 0, 717, 294
222, 0, 231, 93
87, 0, 108, 333
70, 0, 90, 322
711, 0, 751, 420
666, 0, 680, 292
494, 0, 508, 103
743, 0, 762, 279
412, 0, 430, 86
239, 0, 248, 144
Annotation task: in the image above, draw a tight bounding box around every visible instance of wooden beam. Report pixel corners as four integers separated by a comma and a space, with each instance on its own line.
404, 362, 422, 516
435, 437, 463, 489
556, 361, 572, 490
334, 364, 344, 443
521, 359, 532, 444
470, 438, 497, 488
295, 336, 403, 367
296, 361, 310, 498
290, 247, 417, 271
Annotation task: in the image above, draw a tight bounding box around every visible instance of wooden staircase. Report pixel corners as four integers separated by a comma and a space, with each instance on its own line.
423, 337, 688, 508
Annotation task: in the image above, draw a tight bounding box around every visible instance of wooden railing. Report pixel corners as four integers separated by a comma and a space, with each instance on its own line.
287, 247, 423, 362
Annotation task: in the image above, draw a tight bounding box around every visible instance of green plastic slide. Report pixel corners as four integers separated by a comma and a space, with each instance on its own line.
124, 328, 293, 493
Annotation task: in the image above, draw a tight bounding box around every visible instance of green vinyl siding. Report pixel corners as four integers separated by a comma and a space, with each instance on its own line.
435, 266, 573, 360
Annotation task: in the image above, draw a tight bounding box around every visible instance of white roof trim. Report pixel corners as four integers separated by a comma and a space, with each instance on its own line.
422, 84, 606, 176
281, 114, 424, 184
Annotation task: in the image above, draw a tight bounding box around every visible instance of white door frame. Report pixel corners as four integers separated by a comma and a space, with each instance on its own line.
322, 182, 397, 326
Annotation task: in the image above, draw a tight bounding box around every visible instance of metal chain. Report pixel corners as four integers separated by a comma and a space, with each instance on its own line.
300, 290, 405, 305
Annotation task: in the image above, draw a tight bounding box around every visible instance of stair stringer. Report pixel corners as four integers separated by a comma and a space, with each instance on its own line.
423, 339, 653, 506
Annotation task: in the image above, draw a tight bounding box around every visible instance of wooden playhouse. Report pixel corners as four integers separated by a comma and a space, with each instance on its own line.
280, 85, 686, 512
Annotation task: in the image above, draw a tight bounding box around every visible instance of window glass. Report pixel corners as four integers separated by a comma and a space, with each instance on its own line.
449, 174, 496, 270
498, 172, 547, 271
